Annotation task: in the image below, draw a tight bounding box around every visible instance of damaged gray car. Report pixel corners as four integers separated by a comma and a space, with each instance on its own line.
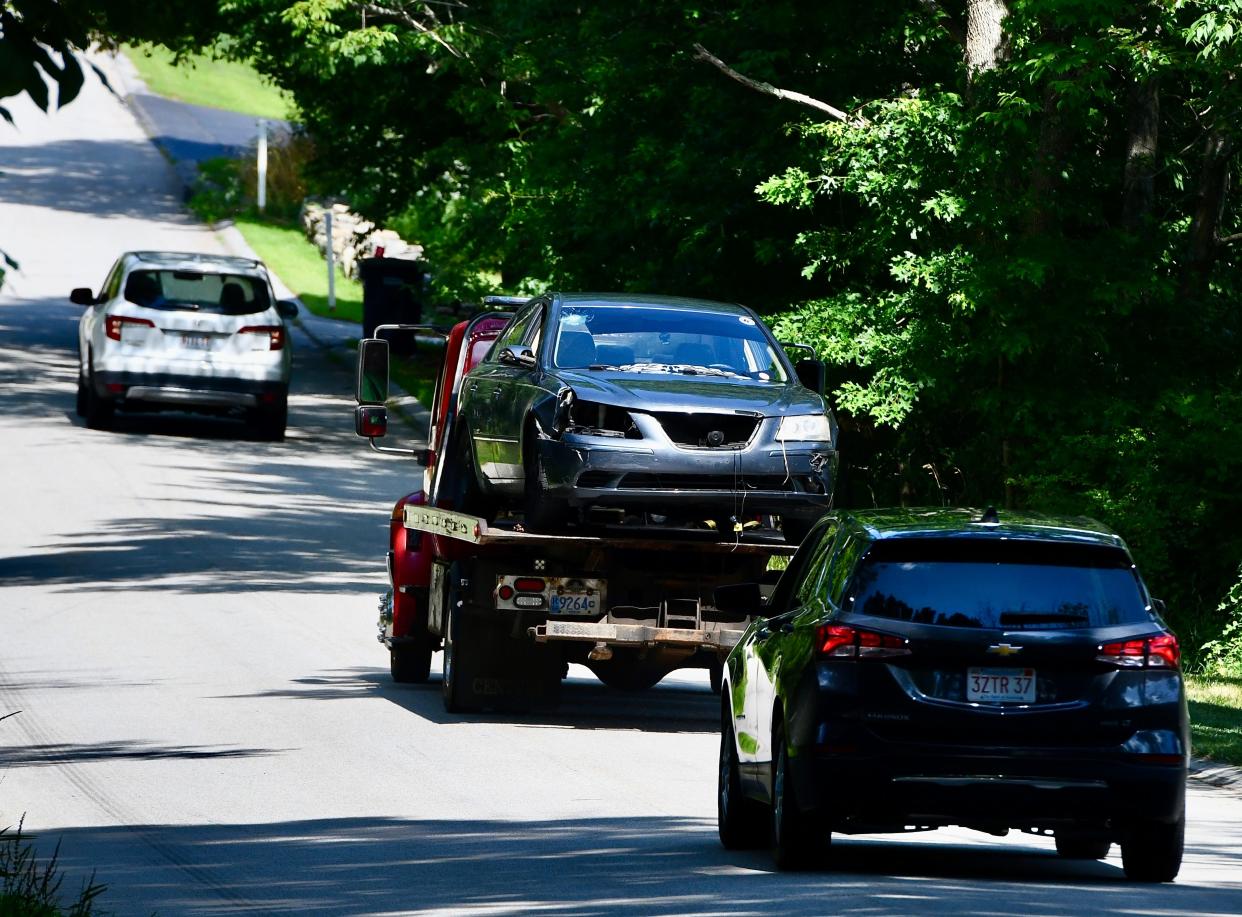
453, 293, 837, 542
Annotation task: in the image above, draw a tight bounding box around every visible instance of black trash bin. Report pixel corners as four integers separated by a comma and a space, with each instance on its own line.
359, 257, 425, 348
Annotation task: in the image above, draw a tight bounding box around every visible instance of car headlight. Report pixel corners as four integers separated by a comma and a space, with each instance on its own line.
776, 414, 833, 442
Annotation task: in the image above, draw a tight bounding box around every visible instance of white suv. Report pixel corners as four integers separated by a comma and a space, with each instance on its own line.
73, 251, 298, 439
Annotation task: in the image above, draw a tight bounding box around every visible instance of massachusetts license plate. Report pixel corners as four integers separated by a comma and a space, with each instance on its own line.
549, 592, 599, 614
967, 667, 1036, 703
180, 334, 212, 350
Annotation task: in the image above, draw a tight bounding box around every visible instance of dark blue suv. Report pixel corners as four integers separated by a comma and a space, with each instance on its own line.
718, 508, 1188, 880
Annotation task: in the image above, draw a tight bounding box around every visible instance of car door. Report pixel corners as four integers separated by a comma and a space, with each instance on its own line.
464, 303, 542, 488
738, 518, 835, 772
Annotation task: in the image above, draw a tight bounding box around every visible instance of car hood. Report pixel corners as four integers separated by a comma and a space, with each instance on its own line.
553, 369, 824, 416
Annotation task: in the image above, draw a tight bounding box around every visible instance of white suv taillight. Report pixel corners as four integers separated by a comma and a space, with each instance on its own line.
1097, 633, 1180, 668
105, 315, 155, 341
238, 325, 286, 350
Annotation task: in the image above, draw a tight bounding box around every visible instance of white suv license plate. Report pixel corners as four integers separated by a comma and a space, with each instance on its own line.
180, 334, 212, 350
967, 667, 1036, 703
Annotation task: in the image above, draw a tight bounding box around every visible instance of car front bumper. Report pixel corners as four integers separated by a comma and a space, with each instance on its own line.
537, 433, 836, 518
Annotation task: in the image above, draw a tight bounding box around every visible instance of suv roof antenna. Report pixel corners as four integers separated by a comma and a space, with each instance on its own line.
980, 506, 1000, 524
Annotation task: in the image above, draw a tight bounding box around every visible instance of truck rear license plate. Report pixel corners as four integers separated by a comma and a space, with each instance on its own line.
967, 667, 1036, 703
494, 575, 605, 614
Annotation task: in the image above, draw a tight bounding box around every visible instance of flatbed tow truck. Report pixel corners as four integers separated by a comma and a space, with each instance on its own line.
355, 311, 795, 713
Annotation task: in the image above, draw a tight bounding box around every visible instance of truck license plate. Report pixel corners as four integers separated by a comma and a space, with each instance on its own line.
967, 667, 1036, 703
550, 592, 598, 614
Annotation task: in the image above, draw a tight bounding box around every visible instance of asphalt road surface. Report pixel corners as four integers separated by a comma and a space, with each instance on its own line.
2, 66, 1241, 917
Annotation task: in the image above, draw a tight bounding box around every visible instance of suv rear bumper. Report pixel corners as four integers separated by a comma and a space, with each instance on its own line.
791, 748, 1186, 830
94, 371, 287, 410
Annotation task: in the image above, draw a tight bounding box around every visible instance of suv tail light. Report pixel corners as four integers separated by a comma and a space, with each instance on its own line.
238, 325, 286, 350
1097, 633, 1180, 668
105, 315, 155, 340
817, 624, 911, 659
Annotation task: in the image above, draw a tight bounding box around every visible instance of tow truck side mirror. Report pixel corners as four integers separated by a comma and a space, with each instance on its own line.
795, 358, 826, 395
714, 582, 763, 617
70, 287, 96, 305
356, 337, 390, 405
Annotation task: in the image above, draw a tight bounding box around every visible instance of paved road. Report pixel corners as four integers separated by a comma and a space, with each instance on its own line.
2, 68, 1242, 917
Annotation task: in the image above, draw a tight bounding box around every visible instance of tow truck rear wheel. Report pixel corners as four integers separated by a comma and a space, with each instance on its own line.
390, 634, 434, 684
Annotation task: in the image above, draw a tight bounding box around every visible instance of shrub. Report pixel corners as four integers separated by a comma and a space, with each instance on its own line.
0, 818, 105, 916
1200, 567, 1242, 677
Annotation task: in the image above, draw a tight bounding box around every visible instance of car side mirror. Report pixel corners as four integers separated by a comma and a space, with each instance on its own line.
714, 582, 763, 616
276, 299, 299, 319
795, 358, 826, 395
1151, 597, 1168, 618
355, 405, 388, 438
499, 346, 537, 369
70, 287, 96, 306
356, 338, 390, 405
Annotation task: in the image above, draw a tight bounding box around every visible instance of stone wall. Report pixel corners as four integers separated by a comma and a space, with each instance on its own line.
300, 201, 424, 280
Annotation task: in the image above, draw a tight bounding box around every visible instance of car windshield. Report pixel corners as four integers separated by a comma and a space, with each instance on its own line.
552, 304, 789, 381
844, 540, 1151, 630
124, 270, 271, 315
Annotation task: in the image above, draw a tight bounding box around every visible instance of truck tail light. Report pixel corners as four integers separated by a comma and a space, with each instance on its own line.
514, 578, 546, 593
817, 624, 911, 659
105, 315, 155, 340
238, 325, 286, 350
1097, 633, 1180, 668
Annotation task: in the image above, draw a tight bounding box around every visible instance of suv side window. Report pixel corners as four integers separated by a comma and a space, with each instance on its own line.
766, 518, 834, 615
795, 520, 841, 608
829, 534, 870, 605
101, 260, 124, 301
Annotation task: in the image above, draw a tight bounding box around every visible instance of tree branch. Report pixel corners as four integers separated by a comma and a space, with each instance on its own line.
1219, 232, 1242, 245
359, 2, 464, 58
917, 0, 966, 48
691, 43, 867, 126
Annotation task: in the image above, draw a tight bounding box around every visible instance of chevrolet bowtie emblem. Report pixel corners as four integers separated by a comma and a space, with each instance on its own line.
987, 643, 1023, 657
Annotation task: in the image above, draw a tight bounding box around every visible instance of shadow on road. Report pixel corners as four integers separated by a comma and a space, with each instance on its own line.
213, 665, 721, 735
34, 813, 1240, 917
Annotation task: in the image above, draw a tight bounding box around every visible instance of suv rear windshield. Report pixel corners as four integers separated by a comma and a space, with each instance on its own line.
124, 270, 271, 315
845, 539, 1151, 630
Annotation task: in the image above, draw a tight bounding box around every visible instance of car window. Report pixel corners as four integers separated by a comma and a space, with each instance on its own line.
551, 304, 789, 380
794, 520, 841, 608
843, 539, 1151, 629
123, 270, 272, 315
766, 518, 834, 614
488, 305, 540, 361
101, 260, 124, 300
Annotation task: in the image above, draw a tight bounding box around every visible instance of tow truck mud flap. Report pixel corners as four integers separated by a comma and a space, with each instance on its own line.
531, 620, 745, 650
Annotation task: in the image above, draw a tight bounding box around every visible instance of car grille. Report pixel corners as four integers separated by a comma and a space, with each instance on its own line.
651, 411, 760, 448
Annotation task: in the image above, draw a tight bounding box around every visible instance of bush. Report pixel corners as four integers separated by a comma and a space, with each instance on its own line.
1200, 568, 1242, 677
0, 818, 105, 916
188, 132, 314, 224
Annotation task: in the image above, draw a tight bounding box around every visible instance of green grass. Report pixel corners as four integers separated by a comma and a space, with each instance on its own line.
1186, 674, 1242, 767
233, 217, 364, 323
123, 44, 293, 120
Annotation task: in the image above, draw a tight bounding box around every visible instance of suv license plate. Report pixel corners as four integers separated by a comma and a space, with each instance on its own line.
967, 667, 1036, 703
180, 334, 212, 350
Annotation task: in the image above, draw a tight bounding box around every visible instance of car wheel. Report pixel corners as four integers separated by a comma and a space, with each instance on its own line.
718, 704, 768, 850
522, 424, 568, 532
1121, 815, 1184, 882
441, 573, 483, 713
771, 722, 824, 870
83, 365, 114, 430
1055, 832, 1111, 860
250, 395, 287, 441
75, 370, 88, 417
390, 634, 434, 684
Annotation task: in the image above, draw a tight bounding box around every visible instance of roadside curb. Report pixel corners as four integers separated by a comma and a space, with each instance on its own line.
1189, 756, 1242, 796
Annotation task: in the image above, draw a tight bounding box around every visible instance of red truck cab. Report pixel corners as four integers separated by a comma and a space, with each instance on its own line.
382, 311, 512, 682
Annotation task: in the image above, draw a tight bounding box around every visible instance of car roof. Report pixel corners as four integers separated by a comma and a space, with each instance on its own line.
836, 507, 1126, 549
124, 251, 266, 275
550, 293, 753, 316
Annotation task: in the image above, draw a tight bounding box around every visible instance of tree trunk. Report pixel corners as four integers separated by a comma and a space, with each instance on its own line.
965, 0, 1010, 80
1122, 76, 1160, 232
1181, 130, 1233, 300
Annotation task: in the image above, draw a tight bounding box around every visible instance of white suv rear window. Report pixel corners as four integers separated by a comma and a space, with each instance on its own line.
124, 270, 271, 315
